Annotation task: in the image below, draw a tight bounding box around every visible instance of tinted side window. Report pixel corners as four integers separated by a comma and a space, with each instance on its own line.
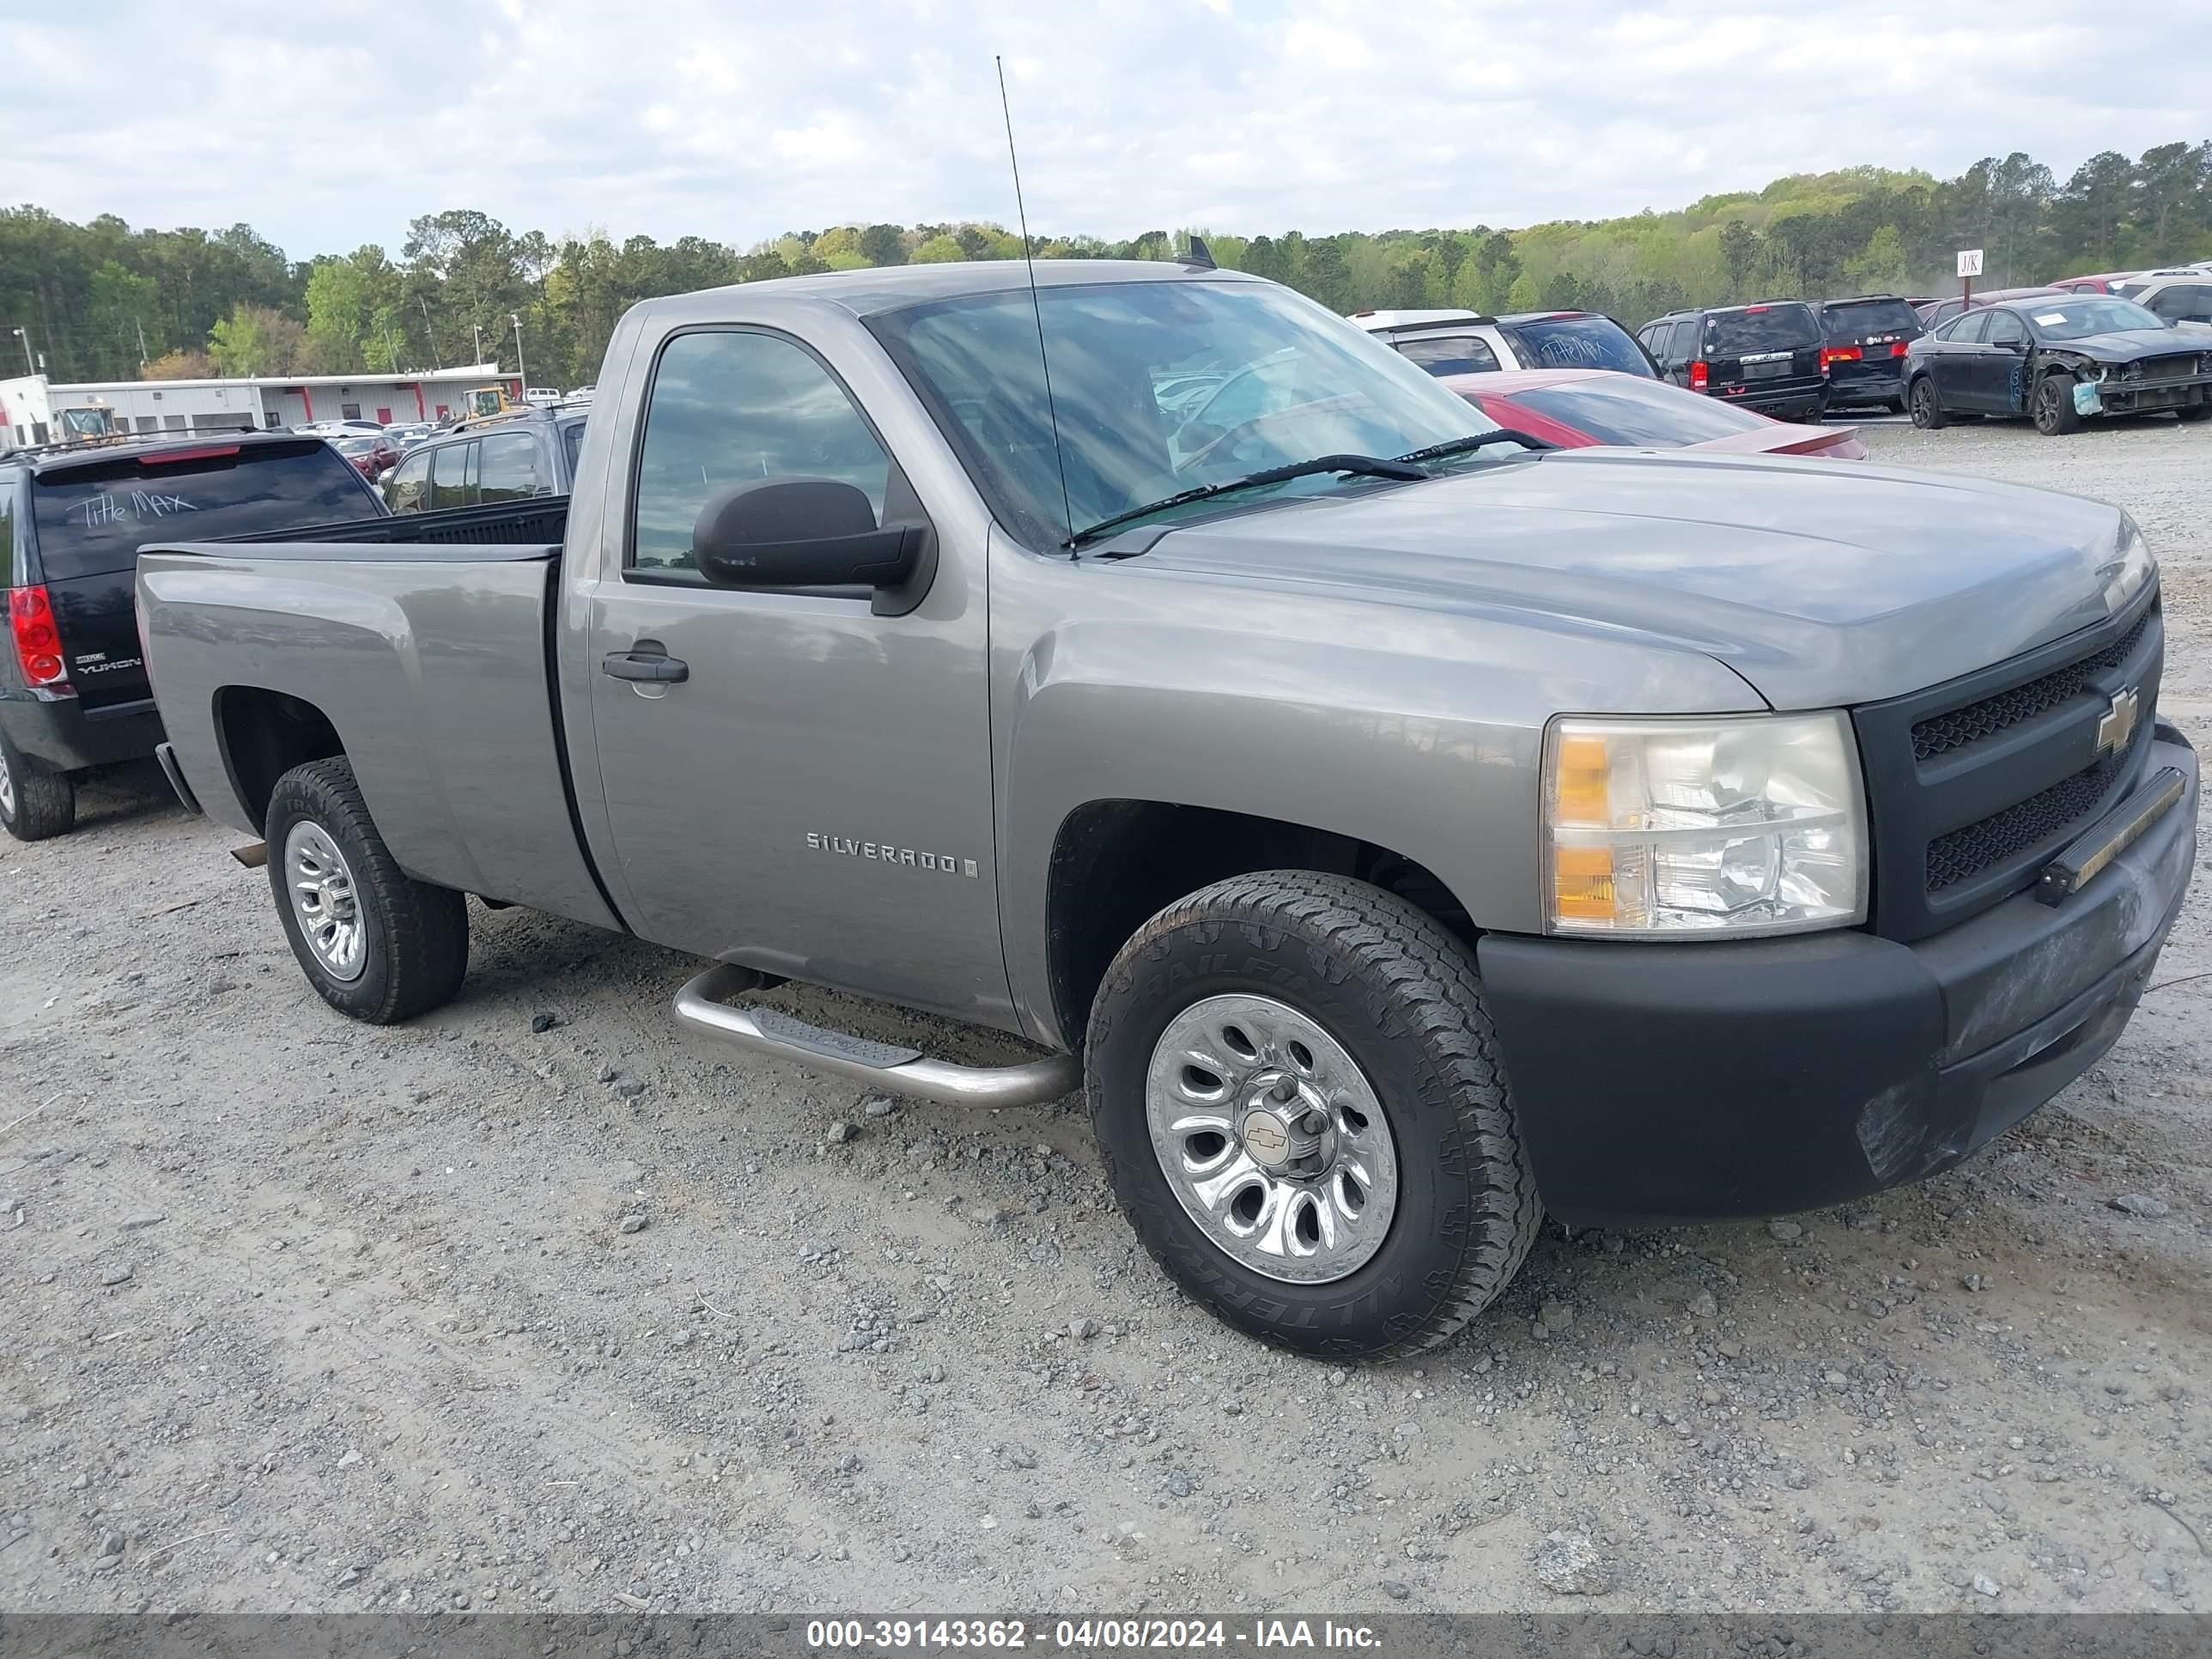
1668, 320, 1699, 361
385, 450, 432, 514
1984, 311, 2028, 348
430, 442, 477, 510
0, 479, 16, 586
2149, 284, 2212, 324
1954, 311, 1994, 345
477, 431, 542, 502
560, 419, 586, 475
631, 330, 890, 574
1395, 335, 1500, 375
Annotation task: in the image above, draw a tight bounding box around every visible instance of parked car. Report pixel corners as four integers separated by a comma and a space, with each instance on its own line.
1638, 301, 1829, 421
331, 434, 401, 482
1813, 295, 1924, 411
2108, 268, 2206, 302
297, 419, 387, 439
1441, 368, 1867, 459
381, 406, 585, 513
2112, 273, 2212, 327
522, 387, 563, 407
1354, 309, 1656, 378
1914, 287, 2065, 329
137, 260, 2196, 1358
0, 432, 387, 840
567, 384, 597, 404
386, 422, 436, 451
2051, 271, 2142, 295
1903, 294, 2212, 434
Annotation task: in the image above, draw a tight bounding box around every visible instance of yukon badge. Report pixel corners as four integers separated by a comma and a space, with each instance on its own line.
805, 832, 978, 878
2095, 687, 2140, 756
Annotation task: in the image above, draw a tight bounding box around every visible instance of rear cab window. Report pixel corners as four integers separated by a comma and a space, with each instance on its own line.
1820, 299, 1921, 341
28, 440, 380, 580
1704, 305, 1823, 356
1499, 314, 1656, 377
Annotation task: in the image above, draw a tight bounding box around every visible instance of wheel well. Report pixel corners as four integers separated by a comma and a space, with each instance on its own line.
213, 686, 343, 830
1044, 799, 1474, 1046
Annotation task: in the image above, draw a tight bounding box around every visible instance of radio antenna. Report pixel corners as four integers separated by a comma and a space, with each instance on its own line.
997, 55, 1078, 556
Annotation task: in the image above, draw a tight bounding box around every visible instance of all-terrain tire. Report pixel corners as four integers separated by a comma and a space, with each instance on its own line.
0, 726, 75, 842
1085, 870, 1540, 1359
264, 757, 468, 1023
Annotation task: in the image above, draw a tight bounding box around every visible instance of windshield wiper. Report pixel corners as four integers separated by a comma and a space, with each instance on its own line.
1071, 453, 1428, 547
1395, 428, 1555, 465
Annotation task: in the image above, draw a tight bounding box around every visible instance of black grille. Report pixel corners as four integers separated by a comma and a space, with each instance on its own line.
1911, 608, 2153, 762
1925, 743, 2136, 890
2134, 354, 2203, 384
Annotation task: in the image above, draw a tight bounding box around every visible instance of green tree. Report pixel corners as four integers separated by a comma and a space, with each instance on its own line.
208, 303, 307, 375
1719, 220, 1758, 298
910, 234, 965, 263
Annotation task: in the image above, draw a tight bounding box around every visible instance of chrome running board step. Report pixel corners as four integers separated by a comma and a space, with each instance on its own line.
672, 963, 1079, 1108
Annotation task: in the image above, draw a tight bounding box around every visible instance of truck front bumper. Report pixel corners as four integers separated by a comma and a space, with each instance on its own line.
0, 691, 164, 774
1477, 731, 2198, 1226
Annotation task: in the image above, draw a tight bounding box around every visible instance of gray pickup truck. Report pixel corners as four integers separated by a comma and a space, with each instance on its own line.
137, 259, 2197, 1358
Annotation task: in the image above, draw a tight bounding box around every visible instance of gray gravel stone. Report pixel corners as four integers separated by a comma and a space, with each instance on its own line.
863, 1097, 896, 1117
100, 1264, 133, 1286
2110, 1194, 2170, 1218
1768, 1221, 1803, 1241
118, 1211, 166, 1231
826, 1120, 854, 1146
617, 1213, 647, 1235
1535, 1530, 1617, 1595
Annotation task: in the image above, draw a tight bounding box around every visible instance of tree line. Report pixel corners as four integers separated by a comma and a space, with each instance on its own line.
4, 141, 2207, 391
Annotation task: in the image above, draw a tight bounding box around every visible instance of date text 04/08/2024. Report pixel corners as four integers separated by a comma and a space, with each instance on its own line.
803, 1620, 1383, 1650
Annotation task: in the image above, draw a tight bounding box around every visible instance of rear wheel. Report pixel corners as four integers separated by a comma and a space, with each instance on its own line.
1908, 376, 1947, 430
1085, 871, 1540, 1359
265, 757, 468, 1023
2033, 374, 2082, 436
2177, 404, 2211, 424
0, 727, 76, 842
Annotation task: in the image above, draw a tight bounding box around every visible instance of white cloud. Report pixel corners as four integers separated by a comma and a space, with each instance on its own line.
9, 0, 2209, 258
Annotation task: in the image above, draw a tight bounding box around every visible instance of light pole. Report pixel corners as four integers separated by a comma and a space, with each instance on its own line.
10, 327, 32, 376
510, 313, 527, 397
472, 321, 484, 367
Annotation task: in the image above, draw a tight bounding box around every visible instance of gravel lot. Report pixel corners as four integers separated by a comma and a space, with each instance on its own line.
3, 416, 2208, 1620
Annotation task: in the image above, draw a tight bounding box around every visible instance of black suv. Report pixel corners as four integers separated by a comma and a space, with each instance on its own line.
382, 405, 586, 514
1814, 295, 1925, 411
1, 433, 386, 840
1638, 301, 1829, 421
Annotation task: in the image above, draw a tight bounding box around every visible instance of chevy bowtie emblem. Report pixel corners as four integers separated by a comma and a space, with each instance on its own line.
2096, 687, 2140, 756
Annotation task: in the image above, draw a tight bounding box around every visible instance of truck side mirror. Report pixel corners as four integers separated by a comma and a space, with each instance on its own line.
690, 478, 925, 593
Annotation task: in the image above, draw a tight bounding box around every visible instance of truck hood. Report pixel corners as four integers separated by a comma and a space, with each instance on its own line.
1129, 448, 2134, 708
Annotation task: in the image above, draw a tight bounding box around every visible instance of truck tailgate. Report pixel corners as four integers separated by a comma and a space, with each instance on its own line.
136, 541, 621, 933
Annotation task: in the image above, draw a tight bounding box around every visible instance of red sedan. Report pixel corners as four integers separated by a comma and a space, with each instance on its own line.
1441, 368, 1868, 460
331, 434, 401, 482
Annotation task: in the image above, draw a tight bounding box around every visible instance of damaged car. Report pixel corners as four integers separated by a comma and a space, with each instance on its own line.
1904, 295, 2212, 435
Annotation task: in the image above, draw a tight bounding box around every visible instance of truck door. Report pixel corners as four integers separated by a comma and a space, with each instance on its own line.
579, 325, 1009, 1024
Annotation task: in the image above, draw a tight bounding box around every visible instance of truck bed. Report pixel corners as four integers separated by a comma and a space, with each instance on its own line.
218, 496, 571, 553
135, 498, 621, 933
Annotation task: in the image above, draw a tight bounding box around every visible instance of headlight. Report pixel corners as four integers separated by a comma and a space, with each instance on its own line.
2098, 514, 2154, 614
1541, 713, 1867, 938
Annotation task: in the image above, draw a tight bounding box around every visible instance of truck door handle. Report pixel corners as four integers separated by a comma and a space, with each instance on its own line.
602, 650, 689, 684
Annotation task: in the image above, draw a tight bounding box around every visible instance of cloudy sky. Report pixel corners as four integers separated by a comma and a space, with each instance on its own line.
11, 0, 2209, 258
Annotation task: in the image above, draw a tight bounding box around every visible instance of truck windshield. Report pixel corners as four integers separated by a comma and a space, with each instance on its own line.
30, 440, 379, 580
868, 279, 1498, 549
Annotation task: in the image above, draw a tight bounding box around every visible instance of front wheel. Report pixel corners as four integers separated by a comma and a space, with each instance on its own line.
0, 726, 75, 842
2033, 374, 2084, 436
1908, 376, 1947, 429
1085, 871, 1540, 1359
2177, 404, 2211, 425
265, 757, 469, 1023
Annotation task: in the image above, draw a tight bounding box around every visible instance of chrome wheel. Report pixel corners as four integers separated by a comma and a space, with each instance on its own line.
285, 820, 368, 982
1144, 994, 1399, 1284
0, 744, 14, 819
